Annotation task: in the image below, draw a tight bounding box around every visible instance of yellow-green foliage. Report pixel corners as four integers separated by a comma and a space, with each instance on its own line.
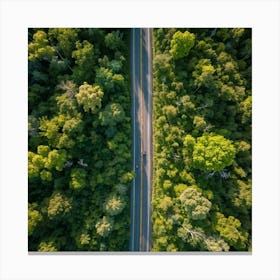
152, 28, 251, 252
205, 236, 229, 252
192, 133, 236, 171
104, 195, 126, 216
95, 216, 114, 238
40, 170, 52, 181
28, 31, 55, 61
79, 233, 90, 245
47, 192, 72, 219
76, 82, 104, 113
179, 187, 212, 220
28, 204, 43, 236
38, 241, 57, 252
45, 149, 67, 171
69, 168, 87, 190
215, 212, 248, 250
170, 31, 195, 59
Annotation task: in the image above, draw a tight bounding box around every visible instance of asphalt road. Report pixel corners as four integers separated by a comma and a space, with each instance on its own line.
130, 28, 153, 252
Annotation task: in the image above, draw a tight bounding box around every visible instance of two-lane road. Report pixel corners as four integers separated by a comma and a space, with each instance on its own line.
130, 28, 153, 252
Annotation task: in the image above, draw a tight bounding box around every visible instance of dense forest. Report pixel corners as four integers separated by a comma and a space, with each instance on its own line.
28, 28, 133, 251
28, 28, 252, 252
152, 28, 252, 251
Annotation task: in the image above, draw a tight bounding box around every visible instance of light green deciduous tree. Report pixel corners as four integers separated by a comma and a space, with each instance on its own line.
48, 192, 72, 220
179, 187, 211, 220
76, 82, 103, 113
104, 194, 126, 216
191, 133, 236, 171
28, 31, 55, 61
95, 216, 114, 238
170, 31, 195, 59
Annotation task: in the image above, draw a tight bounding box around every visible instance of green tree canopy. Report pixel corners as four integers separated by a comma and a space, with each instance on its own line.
170, 31, 195, 59
79, 233, 91, 246
152, 28, 251, 252
104, 194, 126, 216
47, 192, 72, 220
28, 28, 132, 252
45, 149, 67, 171
95, 67, 125, 94
56, 80, 79, 115
99, 103, 125, 126
49, 28, 80, 59
104, 30, 124, 50
153, 53, 172, 79
177, 219, 204, 247
205, 236, 229, 252
72, 40, 95, 83
28, 203, 43, 236
192, 59, 215, 88
158, 195, 173, 212
28, 30, 55, 61
95, 216, 114, 238
38, 241, 57, 252
69, 168, 87, 190
191, 133, 236, 171
179, 187, 211, 220
240, 95, 252, 125
215, 212, 248, 250
76, 82, 103, 113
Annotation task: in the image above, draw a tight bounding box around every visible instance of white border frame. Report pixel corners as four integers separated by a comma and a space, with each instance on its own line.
1, 0, 280, 279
